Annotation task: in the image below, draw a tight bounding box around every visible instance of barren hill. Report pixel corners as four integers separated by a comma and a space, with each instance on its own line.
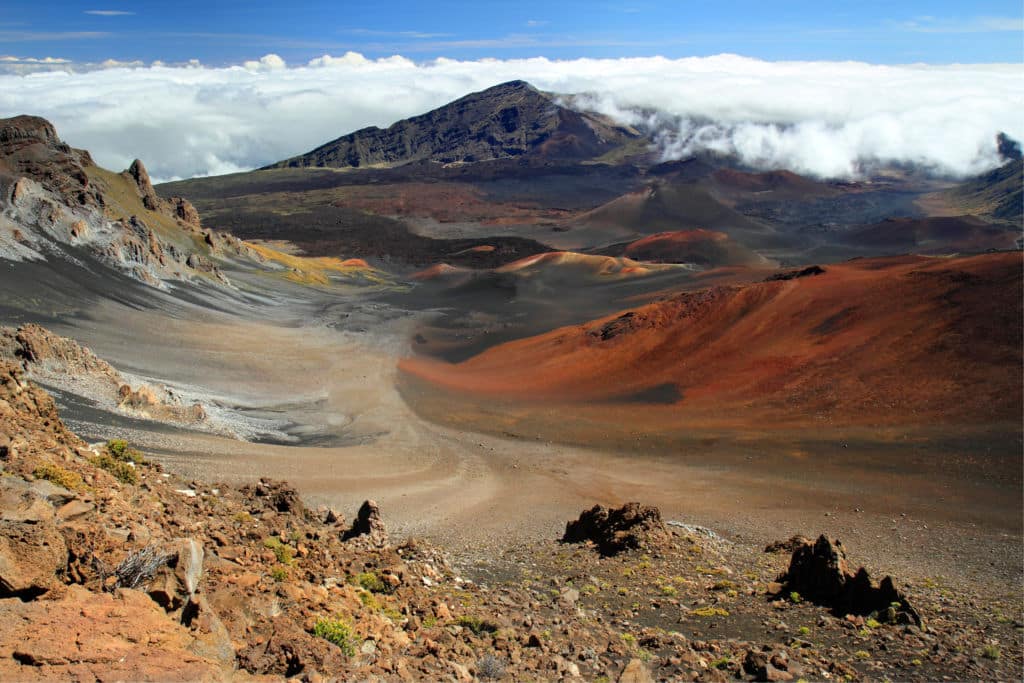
266, 80, 641, 169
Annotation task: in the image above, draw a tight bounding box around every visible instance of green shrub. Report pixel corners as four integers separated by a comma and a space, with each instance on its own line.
270, 566, 288, 582
691, 606, 730, 618
981, 644, 1000, 660
90, 453, 138, 485
456, 615, 497, 635
789, 591, 803, 604
262, 537, 294, 565
711, 656, 731, 670
33, 463, 83, 490
312, 617, 356, 656
106, 439, 144, 464
354, 571, 386, 593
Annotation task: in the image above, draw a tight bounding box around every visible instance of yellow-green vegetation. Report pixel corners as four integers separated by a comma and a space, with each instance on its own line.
32, 463, 83, 490
620, 633, 636, 646
580, 584, 600, 596
981, 644, 1000, 660
106, 439, 145, 464
659, 585, 678, 596
86, 166, 209, 252
456, 615, 498, 635
312, 617, 357, 656
232, 511, 252, 523
89, 452, 138, 485
854, 650, 871, 660
798, 626, 811, 636
711, 656, 732, 669
422, 615, 438, 629
691, 606, 730, 618
247, 241, 383, 286
270, 566, 288, 582
865, 618, 882, 629
262, 536, 295, 565
789, 591, 803, 604
711, 580, 735, 591
911, 658, 922, 667
353, 571, 387, 593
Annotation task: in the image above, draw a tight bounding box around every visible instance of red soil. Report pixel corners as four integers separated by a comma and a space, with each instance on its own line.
400, 252, 1022, 429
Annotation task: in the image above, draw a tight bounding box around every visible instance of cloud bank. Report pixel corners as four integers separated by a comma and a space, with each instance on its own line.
0, 52, 1020, 181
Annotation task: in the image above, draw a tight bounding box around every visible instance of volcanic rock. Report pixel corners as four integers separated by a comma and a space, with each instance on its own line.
0, 517, 67, 599
0, 585, 226, 681
764, 535, 812, 554
268, 80, 639, 169
342, 499, 389, 547
562, 502, 669, 556
777, 535, 922, 626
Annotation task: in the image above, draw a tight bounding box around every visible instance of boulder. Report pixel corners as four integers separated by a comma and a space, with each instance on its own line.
778, 535, 922, 627
562, 502, 669, 556
342, 500, 389, 547
0, 517, 66, 599
618, 658, 655, 683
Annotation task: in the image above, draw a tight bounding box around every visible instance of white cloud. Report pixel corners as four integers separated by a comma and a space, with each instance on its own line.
84, 10, 135, 16
0, 52, 1020, 181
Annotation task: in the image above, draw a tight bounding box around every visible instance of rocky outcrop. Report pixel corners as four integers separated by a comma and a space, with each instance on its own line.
268, 80, 639, 169
562, 502, 670, 556
776, 535, 922, 626
342, 499, 389, 548
1, 324, 209, 429
0, 115, 102, 209
0, 585, 226, 681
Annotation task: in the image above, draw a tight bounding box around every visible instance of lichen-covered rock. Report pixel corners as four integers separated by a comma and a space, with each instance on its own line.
0, 517, 67, 598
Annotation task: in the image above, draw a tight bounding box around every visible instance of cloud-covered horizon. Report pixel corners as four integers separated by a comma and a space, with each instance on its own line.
0, 52, 1020, 182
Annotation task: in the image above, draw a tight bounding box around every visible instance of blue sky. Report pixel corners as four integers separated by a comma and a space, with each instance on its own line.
1, 1, 1022, 64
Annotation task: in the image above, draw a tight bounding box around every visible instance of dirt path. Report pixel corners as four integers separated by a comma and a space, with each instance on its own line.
48, 296, 1023, 600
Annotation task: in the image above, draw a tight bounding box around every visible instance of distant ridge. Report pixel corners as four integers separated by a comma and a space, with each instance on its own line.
265, 80, 640, 169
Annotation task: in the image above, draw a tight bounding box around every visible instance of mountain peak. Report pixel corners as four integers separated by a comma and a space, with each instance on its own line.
267, 81, 637, 170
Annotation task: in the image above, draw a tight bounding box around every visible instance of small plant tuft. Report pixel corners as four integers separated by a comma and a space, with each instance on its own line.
262, 536, 295, 565
33, 463, 83, 490
270, 566, 288, 582
354, 571, 386, 593
106, 439, 144, 464
789, 591, 803, 604
312, 617, 357, 656
90, 453, 138, 485
456, 614, 498, 635
476, 653, 506, 680
691, 606, 730, 618
981, 644, 1000, 660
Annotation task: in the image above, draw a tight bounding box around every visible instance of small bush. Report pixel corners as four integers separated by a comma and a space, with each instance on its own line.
798, 626, 811, 636
106, 439, 144, 464
352, 571, 386, 593
422, 615, 438, 628
854, 650, 871, 660
270, 566, 288, 582
789, 591, 803, 604
312, 617, 356, 656
33, 463, 83, 490
712, 580, 735, 591
456, 614, 497, 635
660, 584, 678, 596
691, 606, 730, 618
90, 453, 138, 485
262, 537, 295, 565
865, 617, 882, 629
710, 656, 731, 669
476, 653, 506, 680
981, 644, 1000, 660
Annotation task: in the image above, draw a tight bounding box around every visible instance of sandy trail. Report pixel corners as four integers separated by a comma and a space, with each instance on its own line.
47, 295, 1022, 597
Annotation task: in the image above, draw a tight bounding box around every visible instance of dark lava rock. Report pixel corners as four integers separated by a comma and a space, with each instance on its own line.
766, 265, 825, 281
779, 535, 922, 627
764, 534, 812, 554
342, 499, 388, 547
562, 502, 669, 556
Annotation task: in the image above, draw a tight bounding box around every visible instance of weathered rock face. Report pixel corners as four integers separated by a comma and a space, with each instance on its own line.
0, 585, 226, 681
268, 80, 639, 169
778, 535, 922, 626
0, 517, 67, 599
562, 502, 670, 556
342, 499, 389, 547
0, 115, 102, 209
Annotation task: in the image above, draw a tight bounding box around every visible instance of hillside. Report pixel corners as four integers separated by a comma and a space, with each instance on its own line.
267, 80, 641, 169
